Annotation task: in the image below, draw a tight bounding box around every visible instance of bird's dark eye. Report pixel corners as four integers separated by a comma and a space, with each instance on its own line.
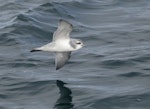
76, 42, 81, 44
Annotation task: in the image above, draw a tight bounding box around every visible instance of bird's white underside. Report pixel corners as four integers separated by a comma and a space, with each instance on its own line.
37, 39, 75, 52
53, 39, 75, 52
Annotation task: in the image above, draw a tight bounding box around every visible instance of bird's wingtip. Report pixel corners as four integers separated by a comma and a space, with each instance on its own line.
59, 19, 63, 22
56, 67, 60, 70
60, 19, 66, 22
59, 19, 73, 27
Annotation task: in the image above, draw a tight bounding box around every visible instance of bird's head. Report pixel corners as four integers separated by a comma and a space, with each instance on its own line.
70, 39, 84, 50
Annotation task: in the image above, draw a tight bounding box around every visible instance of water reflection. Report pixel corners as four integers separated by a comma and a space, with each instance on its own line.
54, 80, 74, 109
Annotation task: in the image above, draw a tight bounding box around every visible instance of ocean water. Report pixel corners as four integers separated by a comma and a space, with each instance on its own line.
0, 0, 150, 109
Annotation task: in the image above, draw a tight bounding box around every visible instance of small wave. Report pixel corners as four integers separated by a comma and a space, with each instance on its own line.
0, 58, 54, 68
118, 72, 143, 77
91, 93, 150, 109
101, 59, 134, 68
132, 54, 150, 62
0, 33, 18, 46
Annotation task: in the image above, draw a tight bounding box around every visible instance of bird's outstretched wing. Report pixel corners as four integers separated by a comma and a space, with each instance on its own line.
55, 52, 71, 70
53, 19, 73, 41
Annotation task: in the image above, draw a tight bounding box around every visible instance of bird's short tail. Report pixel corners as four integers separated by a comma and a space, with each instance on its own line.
30, 49, 41, 52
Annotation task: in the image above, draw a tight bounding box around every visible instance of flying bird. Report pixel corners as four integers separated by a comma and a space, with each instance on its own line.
31, 19, 84, 70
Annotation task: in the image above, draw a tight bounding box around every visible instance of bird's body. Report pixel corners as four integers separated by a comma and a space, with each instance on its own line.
31, 20, 84, 70
36, 39, 77, 52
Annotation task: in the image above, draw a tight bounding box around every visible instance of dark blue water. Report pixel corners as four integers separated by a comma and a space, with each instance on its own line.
0, 0, 150, 109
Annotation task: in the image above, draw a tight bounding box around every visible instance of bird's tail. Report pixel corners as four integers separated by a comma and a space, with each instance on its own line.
30, 49, 41, 52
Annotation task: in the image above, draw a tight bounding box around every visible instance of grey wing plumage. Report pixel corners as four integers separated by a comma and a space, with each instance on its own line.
55, 52, 71, 70
53, 19, 73, 41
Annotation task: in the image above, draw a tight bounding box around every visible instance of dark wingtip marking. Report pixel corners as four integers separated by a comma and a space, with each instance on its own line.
56, 67, 60, 70
60, 19, 67, 22
59, 19, 73, 28
30, 50, 41, 52
60, 19, 63, 22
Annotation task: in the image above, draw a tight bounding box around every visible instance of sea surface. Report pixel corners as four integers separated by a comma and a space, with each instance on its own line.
0, 0, 150, 109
